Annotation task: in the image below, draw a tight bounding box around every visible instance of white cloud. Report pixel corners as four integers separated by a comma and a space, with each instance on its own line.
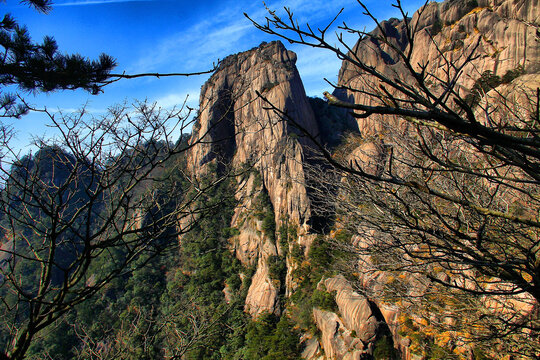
153, 89, 200, 110
53, 106, 107, 114
129, 0, 357, 75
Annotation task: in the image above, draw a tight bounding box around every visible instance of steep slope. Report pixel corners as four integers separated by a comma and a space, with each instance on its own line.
183, 0, 539, 358
187, 40, 319, 316
186, 40, 389, 359
329, 0, 540, 359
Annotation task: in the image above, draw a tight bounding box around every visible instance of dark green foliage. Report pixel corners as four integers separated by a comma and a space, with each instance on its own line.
501, 65, 524, 84
278, 217, 297, 257
161, 176, 251, 360
373, 335, 399, 360
24, 250, 172, 360
472, 347, 491, 360
309, 236, 333, 273
268, 255, 287, 298
430, 19, 443, 36
255, 187, 276, 243
476, 70, 501, 90
262, 212, 276, 243
290, 243, 304, 262
287, 236, 340, 333
260, 81, 279, 93
0, 5, 116, 117
465, 70, 501, 106
242, 313, 301, 360
161, 173, 302, 360
311, 288, 338, 312
279, 223, 289, 254
252, 170, 263, 189
398, 318, 447, 359
26, 321, 78, 360
467, 0, 479, 8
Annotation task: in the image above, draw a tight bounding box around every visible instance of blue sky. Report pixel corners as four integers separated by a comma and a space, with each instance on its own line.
3, 0, 426, 150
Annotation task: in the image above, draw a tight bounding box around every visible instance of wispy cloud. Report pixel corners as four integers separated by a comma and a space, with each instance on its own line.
56, 0, 151, 6
128, 0, 370, 100
129, 5, 255, 74
268, 0, 355, 23
129, 0, 357, 75
52, 106, 108, 115
153, 89, 200, 110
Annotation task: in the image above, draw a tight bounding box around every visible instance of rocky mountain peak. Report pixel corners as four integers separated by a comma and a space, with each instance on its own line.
188, 40, 318, 226
187, 40, 319, 316
335, 0, 539, 141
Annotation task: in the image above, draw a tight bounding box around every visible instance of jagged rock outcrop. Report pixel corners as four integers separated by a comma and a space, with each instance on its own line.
337, 0, 539, 137
322, 276, 379, 345
302, 337, 325, 360
312, 308, 367, 360
331, 0, 539, 358
244, 256, 280, 315
183, 0, 538, 357
187, 41, 319, 316
305, 275, 383, 359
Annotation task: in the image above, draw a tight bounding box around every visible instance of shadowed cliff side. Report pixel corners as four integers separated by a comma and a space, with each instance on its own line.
187, 41, 319, 317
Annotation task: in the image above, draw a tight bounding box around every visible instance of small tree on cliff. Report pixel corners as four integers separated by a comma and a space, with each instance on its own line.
248, 0, 539, 357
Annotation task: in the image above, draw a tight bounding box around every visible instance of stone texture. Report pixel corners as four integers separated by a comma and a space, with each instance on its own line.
302, 337, 324, 360
244, 257, 280, 317
336, 0, 539, 136
322, 276, 379, 345
312, 308, 366, 360
187, 41, 320, 317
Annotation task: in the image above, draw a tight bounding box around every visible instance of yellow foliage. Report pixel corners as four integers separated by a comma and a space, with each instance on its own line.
466, 6, 486, 16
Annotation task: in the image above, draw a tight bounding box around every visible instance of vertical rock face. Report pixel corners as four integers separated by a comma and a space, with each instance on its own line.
331, 0, 539, 359
188, 41, 317, 227
336, 0, 539, 137
187, 41, 319, 316
183, 0, 538, 357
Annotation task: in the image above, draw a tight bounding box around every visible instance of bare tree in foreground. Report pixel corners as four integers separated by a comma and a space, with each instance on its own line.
248, 0, 539, 357
0, 99, 235, 360
68, 299, 232, 360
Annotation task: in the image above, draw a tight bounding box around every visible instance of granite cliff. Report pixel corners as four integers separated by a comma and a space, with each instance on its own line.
187, 40, 319, 316
185, 40, 397, 359
337, 0, 539, 136
184, 0, 539, 358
